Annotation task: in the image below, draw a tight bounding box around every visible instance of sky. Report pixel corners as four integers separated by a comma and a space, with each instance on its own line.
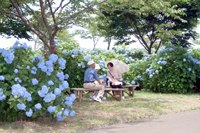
0, 25, 200, 50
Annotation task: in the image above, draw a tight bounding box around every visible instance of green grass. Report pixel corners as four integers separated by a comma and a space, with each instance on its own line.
1, 90, 200, 133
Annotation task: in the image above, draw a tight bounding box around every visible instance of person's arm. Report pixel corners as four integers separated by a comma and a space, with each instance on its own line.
97, 79, 103, 85
94, 70, 103, 85
107, 71, 116, 85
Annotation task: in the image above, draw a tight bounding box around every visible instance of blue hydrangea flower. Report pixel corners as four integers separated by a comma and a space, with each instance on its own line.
31, 67, 37, 74
54, 88, 61, 95
161, 61, 167, 65
70, 111, 75, 117
14, 69, 18, 74
169, 48, 173, 51
25, 108, 33, 117
59, 84, 65, 91
65, 96, 72, 101
41, 66, 47, 72
131, 81, 135, 85
41, 85, 49, 94
56, 111, 64, 121
2, 50, 15, 64
43, 93, 52, 103
0, 95, 6, 101
84, 55, 90, 62
64, 108, 70, 116
38, 90, 45, 97
14, 77, 19, 82
46, 60, 53, 68
62, 81, 69, 89
58, 58, 66, 70
50, 92, 56, 101
32, 78, 38, 85
47, 106, 56, 113
62, 50, 67, 55
0, 75, 5, 81
35, 103, 42, 110
48, 80, 54, 85
11, 84, 26, 97
35, 54, 43, 62
26, 66, 30, 70
188, 68, 192, 71
49, 54, 58, 63
81, 62, 85, 68
70, 94, 76, 102
38, 61, 45, 69
65, 74, 69, 79
0, 88, 3, 95
17, 103, 26, 110
149, 74, 153, 78
57, 72, 64, 82
155, 70, 159, 74
65, 101, 72, 108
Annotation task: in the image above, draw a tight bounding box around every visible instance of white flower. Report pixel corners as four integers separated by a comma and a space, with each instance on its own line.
183, 58, 186, 62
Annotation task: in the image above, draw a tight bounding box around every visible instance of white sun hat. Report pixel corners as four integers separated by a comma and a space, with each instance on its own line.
95, 64, 101, 70
87, 60, 95, 66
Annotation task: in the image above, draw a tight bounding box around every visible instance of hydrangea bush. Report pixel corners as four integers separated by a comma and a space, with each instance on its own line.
125, 46, 200, 93
0, 41, 76, 122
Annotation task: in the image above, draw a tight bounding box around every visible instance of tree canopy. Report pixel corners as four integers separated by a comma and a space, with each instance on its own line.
98, 0, 200, 54
0, 0, 107, 56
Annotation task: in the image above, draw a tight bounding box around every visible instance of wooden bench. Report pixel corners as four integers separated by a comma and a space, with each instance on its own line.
122, 85, 140, 97
71, 85, 140, 103
70, 88, 125, 103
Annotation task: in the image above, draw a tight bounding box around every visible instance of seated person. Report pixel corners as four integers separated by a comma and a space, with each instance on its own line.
107, 62, 125, 99
83, 60, 104, 102
93, 64, 107, 100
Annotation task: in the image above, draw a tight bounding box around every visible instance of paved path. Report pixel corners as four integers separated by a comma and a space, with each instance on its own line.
82, 109, 200, 133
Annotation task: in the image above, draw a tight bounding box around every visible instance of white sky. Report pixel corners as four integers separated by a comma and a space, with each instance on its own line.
0, 24, 200, 50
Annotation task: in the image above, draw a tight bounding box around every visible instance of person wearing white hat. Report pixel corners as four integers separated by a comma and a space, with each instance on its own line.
89, 64, 107, 101
83, 60, 105, 102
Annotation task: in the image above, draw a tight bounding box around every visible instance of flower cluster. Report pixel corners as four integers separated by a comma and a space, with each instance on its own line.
0, 88, 6, 101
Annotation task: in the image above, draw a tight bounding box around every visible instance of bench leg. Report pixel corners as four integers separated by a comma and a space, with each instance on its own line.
106, 91, 121, 101
119, 90, 122, 100
79, 91, 83, 103
128, 87, 134, 97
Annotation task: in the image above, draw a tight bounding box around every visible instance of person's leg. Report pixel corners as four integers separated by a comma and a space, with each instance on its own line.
117, 85, 124, 96
110, 82, 117, 95
93, 84, 104, 98
83, 83, 103, 102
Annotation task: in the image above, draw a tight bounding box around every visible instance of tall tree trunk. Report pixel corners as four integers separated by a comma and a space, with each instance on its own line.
107, 37, 111, 50
44, 43, 49, 58
49, 38, 57, 55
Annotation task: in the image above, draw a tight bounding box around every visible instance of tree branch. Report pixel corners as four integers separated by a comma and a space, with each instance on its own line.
39, 0, 51, 36
25, 3, 35, 14
54, 0, 64, 14
155, 39, 162, 54
47, 0, 56, 24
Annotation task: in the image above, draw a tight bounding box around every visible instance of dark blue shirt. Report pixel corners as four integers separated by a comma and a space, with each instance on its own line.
84, 67, 99, 82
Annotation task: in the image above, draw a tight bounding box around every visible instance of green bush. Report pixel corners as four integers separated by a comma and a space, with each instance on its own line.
0, 42, 75, 122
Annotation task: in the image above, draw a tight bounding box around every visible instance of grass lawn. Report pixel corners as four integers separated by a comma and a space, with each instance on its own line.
1, 90, 200, 133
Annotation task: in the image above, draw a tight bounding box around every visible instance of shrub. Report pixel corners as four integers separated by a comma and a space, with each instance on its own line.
128, 46, 200, 93
0, 41, 75, 122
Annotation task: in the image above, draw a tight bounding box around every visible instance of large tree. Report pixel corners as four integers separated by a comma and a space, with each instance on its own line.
98, 0, 200, 54
0, 0, 107, 57
0, 16, 32, 40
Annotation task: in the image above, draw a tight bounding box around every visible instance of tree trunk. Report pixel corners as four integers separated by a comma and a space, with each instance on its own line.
43, 43, 49, 58
107, 37, 111, 50
49, 38, 57, 55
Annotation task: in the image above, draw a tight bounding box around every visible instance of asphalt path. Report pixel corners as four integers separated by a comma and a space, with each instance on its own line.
82, 109, 200, 133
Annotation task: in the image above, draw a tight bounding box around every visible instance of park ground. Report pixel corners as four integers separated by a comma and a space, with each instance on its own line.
0, 90, 200, 133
